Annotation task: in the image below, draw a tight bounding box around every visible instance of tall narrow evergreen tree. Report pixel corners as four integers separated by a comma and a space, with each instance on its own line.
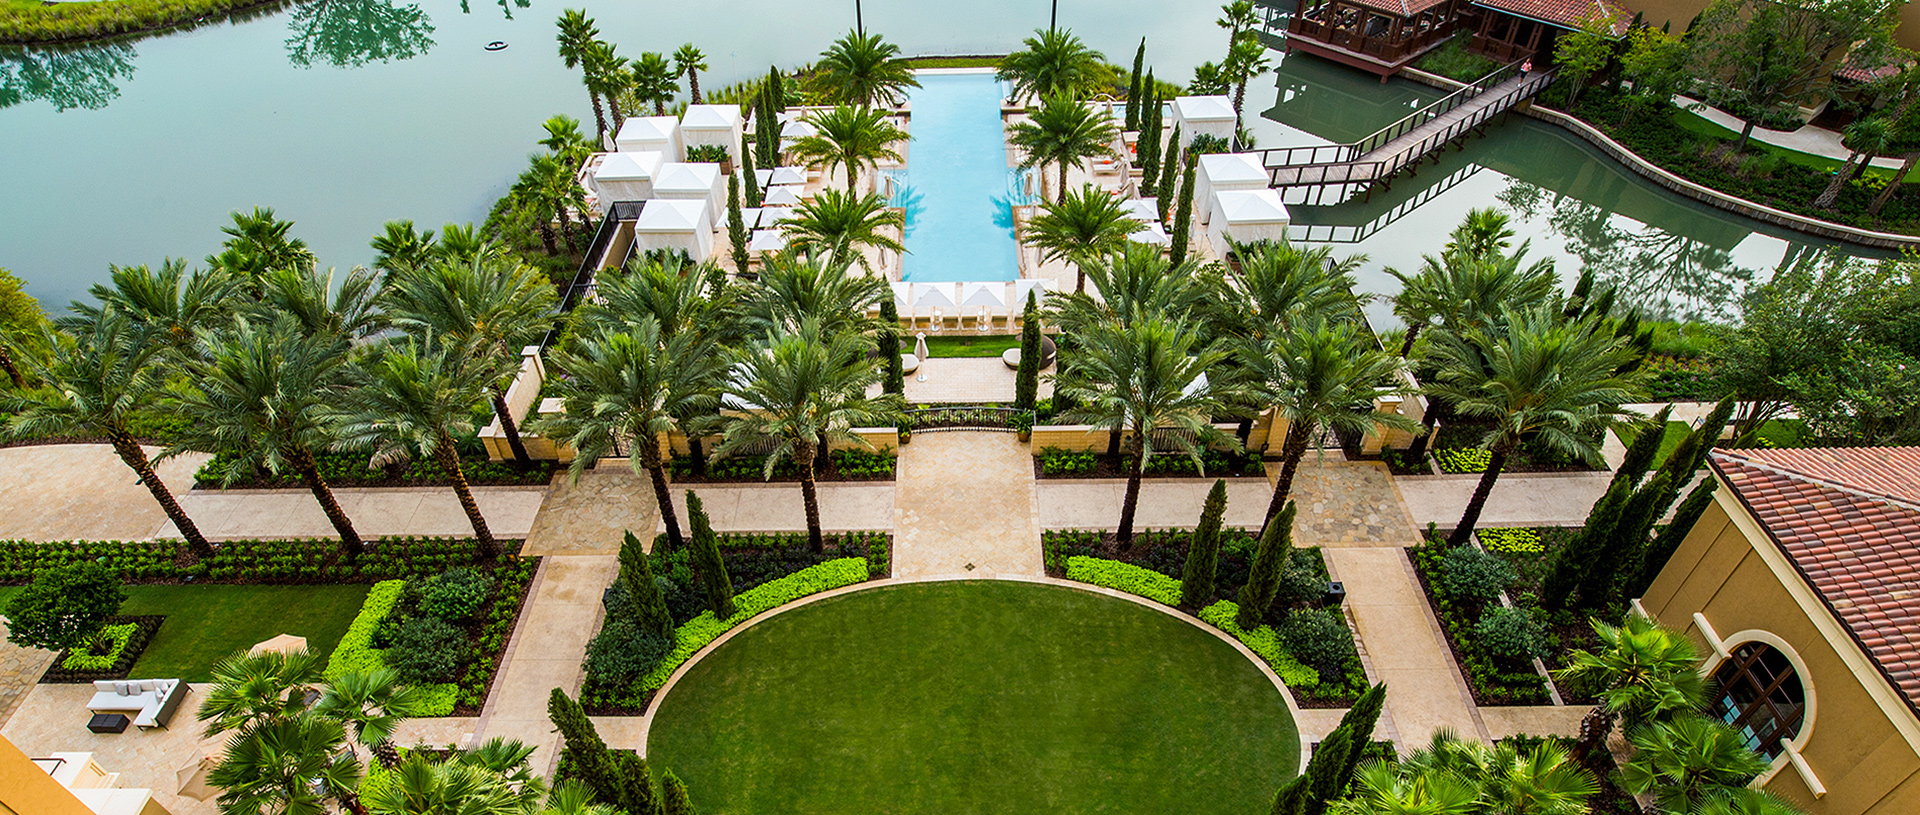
1138, 82, 1162, 182
1303, 725, 1355, 814
1180, 480, 1229, 610
727, 172, 751, 276
1125, 38, 1146, 132
1578, 471, 1672, 608
1326, 683, 1387, 812
1013, 292, 1041, 411
880, 297, 905, 396
548, 689, 623, 809
619, 530, 675, 638
1627, 477, 1717, 597
1270, 775, 1309, 815
768, 65, 787, 110
1169, 151, 1197, 263
662, 770, 695, 815
742, 134, 763, 207
686, 491, 735, 619
1543, 477, 1631, 609
613, 751, 662, 815
1238, 500, 1296, 628
1155, 125, 1180, 221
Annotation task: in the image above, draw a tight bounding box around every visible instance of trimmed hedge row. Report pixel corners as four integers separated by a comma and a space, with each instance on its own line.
0, 537, 504, 586
1064, 556, 1182, 605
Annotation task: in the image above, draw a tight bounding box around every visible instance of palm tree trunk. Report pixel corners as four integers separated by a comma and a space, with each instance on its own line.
1057, 160, 1068, 204
536, 222, 560, 256
688, 69, 702, 104
588, 92, 608, 145
435, 433, 498, 559
797, 439, 824, 553
608, 96, 626, 135
847, 161, 860, 195
1075, 263, 1087, 294
1232, 80, 1247, 148
1570, 705, 1614, 763
556, 206, 580, 253
489, 386, 533, 466
1398, 323, 1423, 358
0, 343, 24, 390
640, 439, 684, 552
291, 446, 362, 559
1405, 404, 1440, 459
108, 430, 213, 560
688, 436, 707, 476
654, 99, 667, 117
1871, 153, 1918, 216
1446, 446, 1508, 547
1117, 441, 1146, 546
1815, 152, 1863, 209
1262, 421, 1312, 534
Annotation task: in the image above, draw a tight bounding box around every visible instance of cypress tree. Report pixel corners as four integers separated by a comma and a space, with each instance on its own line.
1138, 84, 1162, 182
662, 770, 696, 815
1269, 774, 1309, 815
1014, 292, 1041, 411
727, 172, 751, 276
1126, 38, 1146, 132
768, 66, 787, 111
620, 530, 676, 638
613, 750, 663, 815
1155, 125, 1181, 222
687, 491, 735, 619
1304, 726, 1355, 815
1328, 683, 1388, 805
880, 298, 904, 396
1580, 471, 1672, 609
1238, 500, 1296, 629
548, 689, 621, 808
1181, 480, 1229, 610
1611, 406, 1675, 496
1170, 151, 1197, 263
1543, 477, 1630, 609
741, 134, 762, 207
1626, 478, 1717, 597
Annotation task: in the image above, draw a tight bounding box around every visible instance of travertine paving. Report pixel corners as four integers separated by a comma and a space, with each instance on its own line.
523, 468, 659, 555
0, 444, 206, 541
891, 432, 1043, 578
0, 619, 54, 727
162, 486, 548, 541
1394, 471, 1613, 529
661, 482, 895, 535
1326, 548, 1489, 747
4, 683, 217, 815
1037, 478, 1273, 530
476, 555, 618, 776
886, 355, 1055, 404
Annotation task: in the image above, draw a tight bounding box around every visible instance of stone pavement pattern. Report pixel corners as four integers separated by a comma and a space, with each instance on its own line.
476, 555, 618, 776
660, 483, 895, 535
1037, 478, 1272, 530
1284, 459, 1424, 546
1395, 472, 1613, 528
884, 355, 1056, 404
0, 619, 54, 728
1326, 547, 1488, 747
5, 683, 218, 815
162, 486, 548, 541
0, 444, 207, 541
892, 432, 1043, 578
523, 468, 659, 555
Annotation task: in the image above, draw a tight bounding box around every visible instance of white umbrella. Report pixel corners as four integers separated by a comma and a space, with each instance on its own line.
769, 166, 808, 185
889, 280, 912, 313
748, 229, 787, 252
1129, 222, 1171, 245
248, 634, 308, 656
755, 168, 774, 187
914, 283, 955, 333
741, 207, 762, 228
763, 185, 805, 206
913, 332, 930, 381
961, 282, 1005, 331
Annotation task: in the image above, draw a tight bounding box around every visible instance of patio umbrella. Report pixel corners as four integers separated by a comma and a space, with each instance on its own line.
248, 634, 308, 656
1125, 198, 1158, 222
1129, 222, 1171, 245
889, 280, 912, 313
748, 229, 787, 252
961, 282, 1006, 331
175, 733, 233, 802
914, 332, 930, 381
913, 283, 955, 332
755, 168, 774, 187
769, 166, 808, 185
763, 185, 805, 206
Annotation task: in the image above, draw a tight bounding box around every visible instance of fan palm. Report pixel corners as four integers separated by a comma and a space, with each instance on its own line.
1228, 238, 1364, 335
812, 30, 920, 107
60, 259, 239, 355
313, 668, 424, 757
788, 104, 906, 193
371, 221, 439, 275
1050, 243, 1220, 335
582, 40, 630, 132
1240, 320, 1413, 532
208, 714, 362, 815
1553, 615, 1707, 757
541, 780, 618, 815
1053, 316, 1248, 544
719, 320, 903, 552
362, 751, 537, 815
1223, 34, 1271, 141
673, 44, 707, 104
1023, 184, 1143, 293
777, 188, 905, 271
1481, 739, 1599, 815
1369, 730, 1598, 815
554, 10, 606, 140
1424, 308, 1641, 547
1619, 716, 1773, 814
539, 114, 595, 169
332, 336, 503, 559
197, 649, 325, 736
6, 312, 214, 557
1331, 759, 1481, 815
743, 251, 888, 340
1386, 209, 1548, 357
537, 321, 722, 551
1008, 94, 1118, 202
626, 51, 679, 117
996, 28, 1110, 104
383, 252, 557, 467
256, 264, 385, 347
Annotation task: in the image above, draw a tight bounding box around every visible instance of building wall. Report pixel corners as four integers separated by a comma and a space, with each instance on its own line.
0, 737, 94, 815
1618, 0, 1920, 50
1641, 489, 1920, 815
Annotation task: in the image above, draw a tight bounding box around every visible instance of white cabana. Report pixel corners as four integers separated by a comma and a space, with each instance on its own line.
1208, 189, 1291, 261
653, 162, 724, 228
590, 151, 664, 204
681, 104, 744, 164
767, 166, 807, 185
762, 185, 805, 206
1197, 153, 1270, 224
777, 111, 819, 146
889, 280, 913, 312
756, 207, 795, 228
748, 229, 787, 252
741, 207, 762, 229
1129, 222, 1171, 245
614, 116, 682, 158
632, 198, 715, 262
1012, 278, 1050, 311
1171, 96, 1236, 153
961, 282, 1008, 331
912, 282, 956, 331
1124, 198, 1159, 223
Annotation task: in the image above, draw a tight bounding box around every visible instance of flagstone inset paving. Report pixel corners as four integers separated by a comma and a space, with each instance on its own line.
1280, 459, 1424, 547
523, 468, 659, 555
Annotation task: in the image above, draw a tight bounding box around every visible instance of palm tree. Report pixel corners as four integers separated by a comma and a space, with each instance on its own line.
539, 114, 596, 169
1222, 33, 1271, 143
1332, 759, 1481, 815
554, 10, 606, 141
1386, 209, 1550, 357
61, 259, 239, 355
1240, 321, 1413, 532
777, 188, 905, 272
542, 780, 618, 815
996, 28, 1110, 104
1480, 739, 1598, 815
587, 255, 741, 475
1050, 243, 1220, 336
517, 153, 590, 253
332, 336, 503, 559
313, 668, 423, 759
1008, 95, 1118, 202
1023, 184, 1143, 293
812, 30, 920, 107
208, 715, 363, 815
1054, 317, 1246, 545
256, 264, 385, 348
788, 104, 906, 193
211, 207, 317, 287
362, 750, 541, 815
1228, 238, 1364, 335
719, 320, 903, 552
583, 40, 630, 133
743, 251, 888, 340
7, 313, 215, 558
168, 319, 367, 557
383, 252, 557, 468
626, 51, 680, 117
1553, 615, 1707, 758
537, 321, 722, 552
1619, 716, 1773, 814
1376, 730, 1597, 815
1816, 116, 1895, 209
1424, 308, 1641, 547
371, 221, 439, 275
198, 649, 325, 736
673, 44, 707, 104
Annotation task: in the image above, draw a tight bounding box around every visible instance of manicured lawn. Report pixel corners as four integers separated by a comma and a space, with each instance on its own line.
1670, 108, 1914, 183
918, 334, 1022, 358
649, 581, 1297, 815
902, 55, 1005, 69
1750, 418, 1810, 449
1613, 421, 1691, 472
122, 584, 370, 681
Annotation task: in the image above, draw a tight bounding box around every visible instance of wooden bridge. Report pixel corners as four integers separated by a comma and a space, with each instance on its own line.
1259, 62, 1553, 191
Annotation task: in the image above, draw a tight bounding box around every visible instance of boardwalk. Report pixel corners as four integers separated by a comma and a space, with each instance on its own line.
1265, 70, 1552, 188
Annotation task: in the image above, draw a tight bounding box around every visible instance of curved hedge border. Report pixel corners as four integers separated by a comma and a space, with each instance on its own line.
0, 0, 291, 47
637, 557, 869, 692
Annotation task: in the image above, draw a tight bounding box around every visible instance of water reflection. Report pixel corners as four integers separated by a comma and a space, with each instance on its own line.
286, 0, 436, 69
0, 43, 137, 111
458, 0, 531, 19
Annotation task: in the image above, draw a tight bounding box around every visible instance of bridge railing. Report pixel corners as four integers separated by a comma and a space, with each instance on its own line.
1259, 59, 1530, 171
1268, 69, 1553, 188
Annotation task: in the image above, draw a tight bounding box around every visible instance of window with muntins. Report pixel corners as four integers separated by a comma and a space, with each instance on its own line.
1709, 642, 1806, 759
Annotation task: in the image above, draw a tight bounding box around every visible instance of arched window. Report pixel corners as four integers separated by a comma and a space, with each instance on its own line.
1709, 642, 1806, 759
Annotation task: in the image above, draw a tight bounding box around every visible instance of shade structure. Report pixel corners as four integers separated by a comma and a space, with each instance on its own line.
614, 115, 682, 158
913, 282, 956, 311
777, 111, 819, 146
591, 151, 664, 204
1124, 198, 1159, 223
248, 633, 308, 656
175, 733, 233, 802
1208, 189, 1291, 261
768, 166, 807, 185
1012, 278, 1050, 309
1197, 153, 1270, 224
748, 228, 787, 252
653, 162, 725, 228
889, 280, 913, 311
740, 207, 762, 229
1171, 96, 1236, 152
756, 207, 795, 228
632, 198, 715, 262
762, 185, 805, 206
1129, 222, 1171, 245
960, 282, 1005, 308
681, 104, 744, 164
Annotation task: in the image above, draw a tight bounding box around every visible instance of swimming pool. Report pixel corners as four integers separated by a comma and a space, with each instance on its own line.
890, 70, 1026, 282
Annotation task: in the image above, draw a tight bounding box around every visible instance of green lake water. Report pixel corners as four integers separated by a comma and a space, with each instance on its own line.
0, 1, 1886, 318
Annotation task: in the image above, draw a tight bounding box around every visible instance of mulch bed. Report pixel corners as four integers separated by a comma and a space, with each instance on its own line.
1486, 527, 1610, 705
1431, 420, 1603, 474
40, 615, 166, 683
448, 557, 542, 716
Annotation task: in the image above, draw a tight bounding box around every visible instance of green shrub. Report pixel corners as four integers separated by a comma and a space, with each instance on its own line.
1198, 600, 1320, 688
1476, 606, 1550, 661
386, 617, 471, 685
326, 580, 406, 680
1038, 447, 1098, 476
624, 558, 869, 693
1440, 545, 1517, 604
419, 568, 495, 621
59, 622, 137, 671
1433, 448, 1493, 473
585, 618, 672, 678
1276, 608, 1356, 680
1275, 552, 1328, 608
3, 562, 124, 652
1064, 556, 1183, 606
1478, 528, 1544, 554
1412, 35, 1502, 82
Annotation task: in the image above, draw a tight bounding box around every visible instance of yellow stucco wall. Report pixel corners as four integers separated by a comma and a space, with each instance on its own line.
0, 737, 94, 815
1642, 489, 1920, 815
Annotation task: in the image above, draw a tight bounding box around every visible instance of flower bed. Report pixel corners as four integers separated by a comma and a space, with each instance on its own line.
195, 451, 555, 490
1032, 447, 1268, 479
0, 537, 521, 586
1429, 419, 1602, 474
1407, 538, 1552, 705
40, 616, 165, 683
666, 448, 896, 483
1477, 526, 1616, 702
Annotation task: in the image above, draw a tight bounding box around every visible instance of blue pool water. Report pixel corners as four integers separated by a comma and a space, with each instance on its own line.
890, 71, 1025, 282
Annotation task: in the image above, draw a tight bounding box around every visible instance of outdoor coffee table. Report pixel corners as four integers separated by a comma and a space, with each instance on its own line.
87, 712, 130, 734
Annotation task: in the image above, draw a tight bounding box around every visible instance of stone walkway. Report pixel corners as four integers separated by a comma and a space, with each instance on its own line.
1326, 548, 1488, 746
1285, 459, 1424, 547
1677, 95, 1905, 169
1037, 478, 1272, 530
660, 482, 896, 535
0, 619, 53, 729
1394, 472, 1613, 529
523, 468, 659, 556
476, 554, 618, 776
162, 486, 549, 541
885, 355, 1056, 404
0, 444, 206, 541
891, 432, 1043, 578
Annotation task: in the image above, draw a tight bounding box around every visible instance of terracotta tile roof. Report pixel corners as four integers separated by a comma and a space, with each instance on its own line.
1471, 0, 1632, 36
1714, 447, 1920, 715
1347, 0, 1454, 16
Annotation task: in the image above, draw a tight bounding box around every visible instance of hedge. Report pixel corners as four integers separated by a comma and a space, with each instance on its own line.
1198, 600, 1321, 688
325, 579, 457, 716
1064, 556, 1183, 606
634, 557, 869, 692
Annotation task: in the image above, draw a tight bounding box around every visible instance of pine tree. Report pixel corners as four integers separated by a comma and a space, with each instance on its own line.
880, 298, 904, 396
1014, 292, 1041, 411
1126, 38, 1146, 132
1181, 480, 1229, 610
727, 172, 751, 276
620, 530, 676, 638
742, 134, 763, 208
613, 750, 663, 815
662, 770, 696, 815
687, 491, 735, 619
1170, 151, 1197, 263
1155, 125, 1181, 222
1238, 500, 1295, 629
548, 689, 622, 808
1304, 726, 1355, 815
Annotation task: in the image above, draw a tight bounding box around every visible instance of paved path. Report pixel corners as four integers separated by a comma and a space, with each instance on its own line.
477, 555, 618, 776
1677, 95, 1906, 169
0, 444, 207, 541
161, 486, 549, 541
1326, 547, 1488, 747
892, 432, 1043, 578
0, 619, 54, 729
1286, 459, 1424, 546
524, 468, 659, 556
1037, 478, 1272, 530
1394, 472, 1613, 529
660, 482, 896, 535
884, 355, 1056, 404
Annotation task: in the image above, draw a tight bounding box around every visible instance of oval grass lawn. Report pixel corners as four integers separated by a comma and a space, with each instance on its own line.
647, 580, 1299, 815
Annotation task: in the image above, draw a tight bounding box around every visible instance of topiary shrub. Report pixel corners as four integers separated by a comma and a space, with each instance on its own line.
1277, 608, 1356, 681
1274, 551, 1327, 609
385, 617, 472, 684
419, 568, 496, 621
1440, 545, 1517, 605
584, 617, 672, 679
1475, 606, 1550, 661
